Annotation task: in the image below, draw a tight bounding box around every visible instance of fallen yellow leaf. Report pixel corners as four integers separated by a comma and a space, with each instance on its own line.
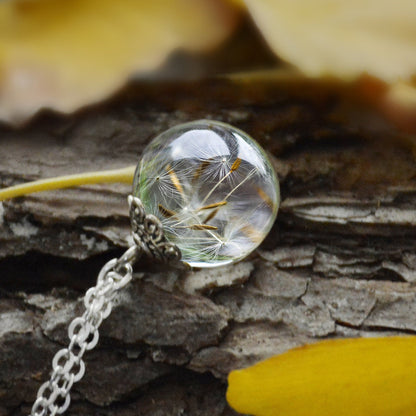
243, 0, 416, 81
0, 0, 239, 123
227, 336, 416, 416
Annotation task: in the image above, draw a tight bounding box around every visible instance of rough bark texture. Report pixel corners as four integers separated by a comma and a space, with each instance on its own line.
1, 77, 416, 415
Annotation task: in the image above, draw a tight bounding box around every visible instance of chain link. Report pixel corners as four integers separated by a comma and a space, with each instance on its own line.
30, 245, 140, 416
29, 195, 181, 415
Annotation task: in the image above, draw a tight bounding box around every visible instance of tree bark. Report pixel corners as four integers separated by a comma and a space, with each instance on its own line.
1, 78, 416, 415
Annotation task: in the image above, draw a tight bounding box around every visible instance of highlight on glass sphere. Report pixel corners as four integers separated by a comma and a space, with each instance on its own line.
133, 120, 280, 268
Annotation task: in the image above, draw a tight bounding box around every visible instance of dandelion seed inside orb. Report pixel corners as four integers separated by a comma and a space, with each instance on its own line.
133, 120, 280, 268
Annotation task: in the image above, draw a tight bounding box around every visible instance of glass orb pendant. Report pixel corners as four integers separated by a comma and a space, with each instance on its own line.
133, 120, 280, 268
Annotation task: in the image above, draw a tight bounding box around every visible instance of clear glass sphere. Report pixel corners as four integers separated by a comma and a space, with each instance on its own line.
133, 120, 280, 268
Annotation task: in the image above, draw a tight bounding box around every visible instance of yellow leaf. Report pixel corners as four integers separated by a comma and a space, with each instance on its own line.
243, 0, 416, 81
227, 336, 416, 416
0, 0, 239, 123
387, 82, 416, 110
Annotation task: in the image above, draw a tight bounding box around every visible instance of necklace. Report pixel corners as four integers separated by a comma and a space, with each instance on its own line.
29, 120, 280, 416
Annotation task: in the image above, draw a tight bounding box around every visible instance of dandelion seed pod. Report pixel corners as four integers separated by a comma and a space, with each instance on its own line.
133, 120, 280, 267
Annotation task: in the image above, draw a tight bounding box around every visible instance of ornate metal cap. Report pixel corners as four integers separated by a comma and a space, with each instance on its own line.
128, 195, 182, 264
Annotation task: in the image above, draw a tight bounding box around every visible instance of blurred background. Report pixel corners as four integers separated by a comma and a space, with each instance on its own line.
0, 0, 415, 130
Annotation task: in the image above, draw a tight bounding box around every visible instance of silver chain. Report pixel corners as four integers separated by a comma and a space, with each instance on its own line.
30, 245, 140, 416
29, 195, 181, 415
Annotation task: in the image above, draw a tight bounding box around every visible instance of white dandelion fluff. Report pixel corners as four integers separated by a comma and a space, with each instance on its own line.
133, 120, 280, 268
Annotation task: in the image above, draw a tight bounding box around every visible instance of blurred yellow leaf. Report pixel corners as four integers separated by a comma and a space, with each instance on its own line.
387, 81, 416, 110
0, 0, 238, 123
225, 0, 246, 9
227, 336, 416, 416
243, 0, 416, 81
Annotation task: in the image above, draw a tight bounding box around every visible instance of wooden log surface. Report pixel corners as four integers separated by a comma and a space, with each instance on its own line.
1, 77, 416, 415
